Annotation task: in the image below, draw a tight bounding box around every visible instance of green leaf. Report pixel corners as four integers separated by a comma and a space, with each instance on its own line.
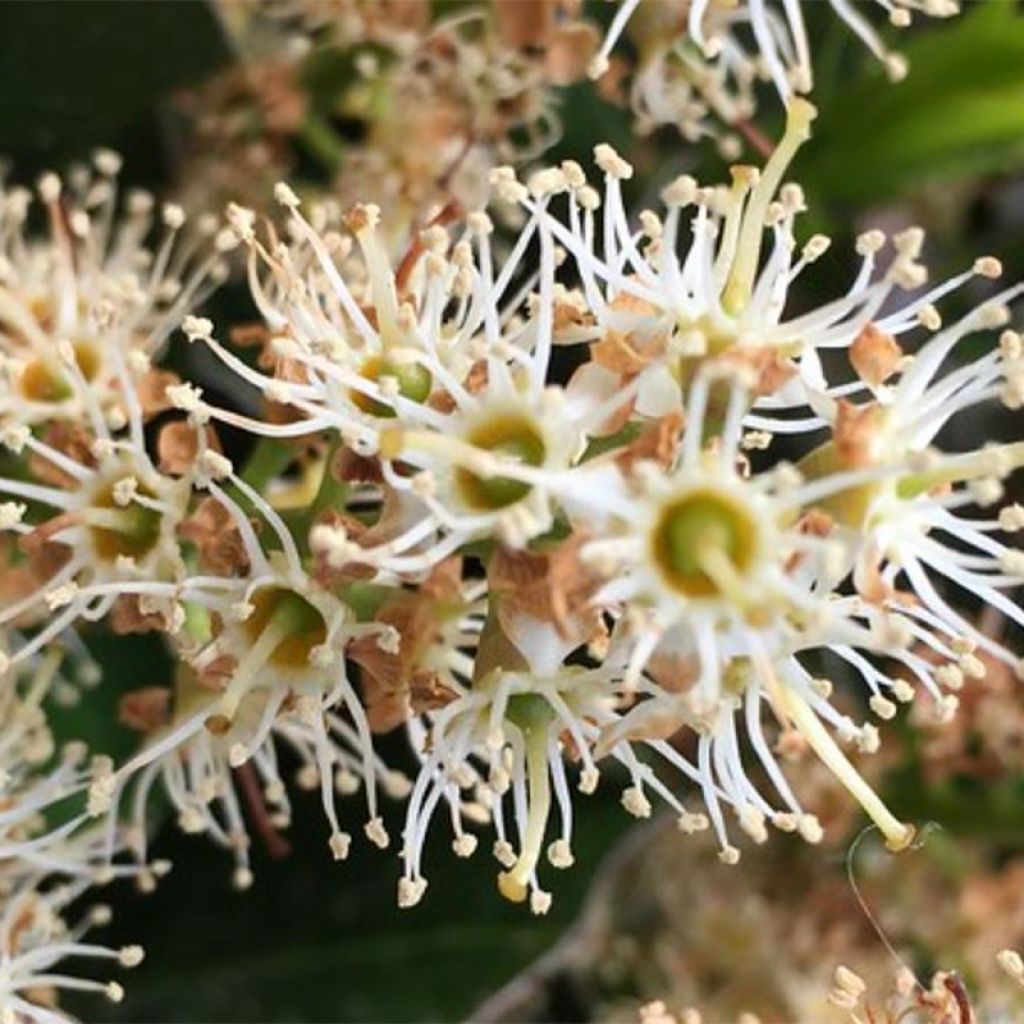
66, 781, 631, 1022
798, 2, 1024, 204
0, 0, 230, 183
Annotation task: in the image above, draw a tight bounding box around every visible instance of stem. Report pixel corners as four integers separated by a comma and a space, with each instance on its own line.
239, 437, 297, 493
234, 762, 291, 860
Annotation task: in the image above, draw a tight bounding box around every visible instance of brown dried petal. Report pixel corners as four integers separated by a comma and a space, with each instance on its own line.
118, 687, 172, 733
19, 515, 75, 582
135, 370, 182, 418
230, 323, 273, 349
28, 423, 96, 489
544, 22, 600, 85
157, 420, 221, 476
490, 536, 601, 642
179, 496, 253, 575
109, 595, 174, 636
718, 345, 796, 397
614, 412, 683, 475
592, 330, 658, 375
850, 323, 903, 388
331, 447, 385, 485
494, 0, 556, 50
834, 399, 883, 468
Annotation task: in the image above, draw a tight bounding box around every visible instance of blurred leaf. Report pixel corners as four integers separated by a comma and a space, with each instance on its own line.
46, 631, 172, 764
0, 0, 230, 184
67, 775, 631, 1023
799, 2, 1024, 204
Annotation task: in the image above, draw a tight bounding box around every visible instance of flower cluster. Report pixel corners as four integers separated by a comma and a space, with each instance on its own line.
2, 0, 1023, 1015
590, 0, 960, 144
175, 0, 598, 235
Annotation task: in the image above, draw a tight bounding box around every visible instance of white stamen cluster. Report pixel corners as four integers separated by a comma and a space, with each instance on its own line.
0, 88, 1017, 1024
589, 0, 959, 141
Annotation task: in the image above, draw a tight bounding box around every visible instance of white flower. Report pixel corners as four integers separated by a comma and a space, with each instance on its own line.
197, 180, 630, 569
563, 367, 937, 852
88, 459, 403, 873
0, 360, 193, 675
591, 0, 958, 116
0, 155, 228, 428
399, 612, 718, 908
0, 874, 142, 1023
524, 103, 1003, 443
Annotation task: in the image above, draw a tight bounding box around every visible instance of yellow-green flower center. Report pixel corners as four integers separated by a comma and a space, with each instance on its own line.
350, 356, 432, 418
88, 481, 163, 562
19, 341, 100, 403
651, 488, 758, 598
456, 413, 546, 511
242, 588, 327, 670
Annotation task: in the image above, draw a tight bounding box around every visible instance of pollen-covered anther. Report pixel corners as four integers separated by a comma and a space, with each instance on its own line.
718, 845, 741, 865
999, 504, 1024, 531
365, 818, 390, 849
397, 877, 428, 909
968, 477, 1003, 507
594, 143, 633, 180
488, 166, 529, 205
621, 785, 652, 818
527, 167, 568, 198
884, 53, 909, 81
452, 834, 478, 858
798, 814, 824, 844
530, 890, 552, 916
45, 581, 80, 611
869, 694, 897, 720
329, 831, 352, 861
274, 182, 301, 208
119, 945, 145, 968
677, 811, 710, 834
233, 867, 254, 891
182, 315, 215, 342
926, 694, 958, 726
856, 229, 887, 255
1000, 550, 1024, 577
493, 840, 517, 869
0, 501, 27, 529
740, 431, 773, 452
660, 174, 699, 208
935, 664, 964, 691
738, 807, 768, 843
1, 423, 30, 453
856, 724, 881, 754
809, 677, 833, 699
199, 450, 233, 481
974, 255, 1003, 279
998, 949, 1024, 984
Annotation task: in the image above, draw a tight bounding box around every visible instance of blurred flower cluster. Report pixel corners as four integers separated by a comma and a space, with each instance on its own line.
2, 1, 1022, 1022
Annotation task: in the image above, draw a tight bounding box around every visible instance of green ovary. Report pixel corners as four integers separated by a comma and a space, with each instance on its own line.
652, 488, 758, 598
455, 414, 546, 511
